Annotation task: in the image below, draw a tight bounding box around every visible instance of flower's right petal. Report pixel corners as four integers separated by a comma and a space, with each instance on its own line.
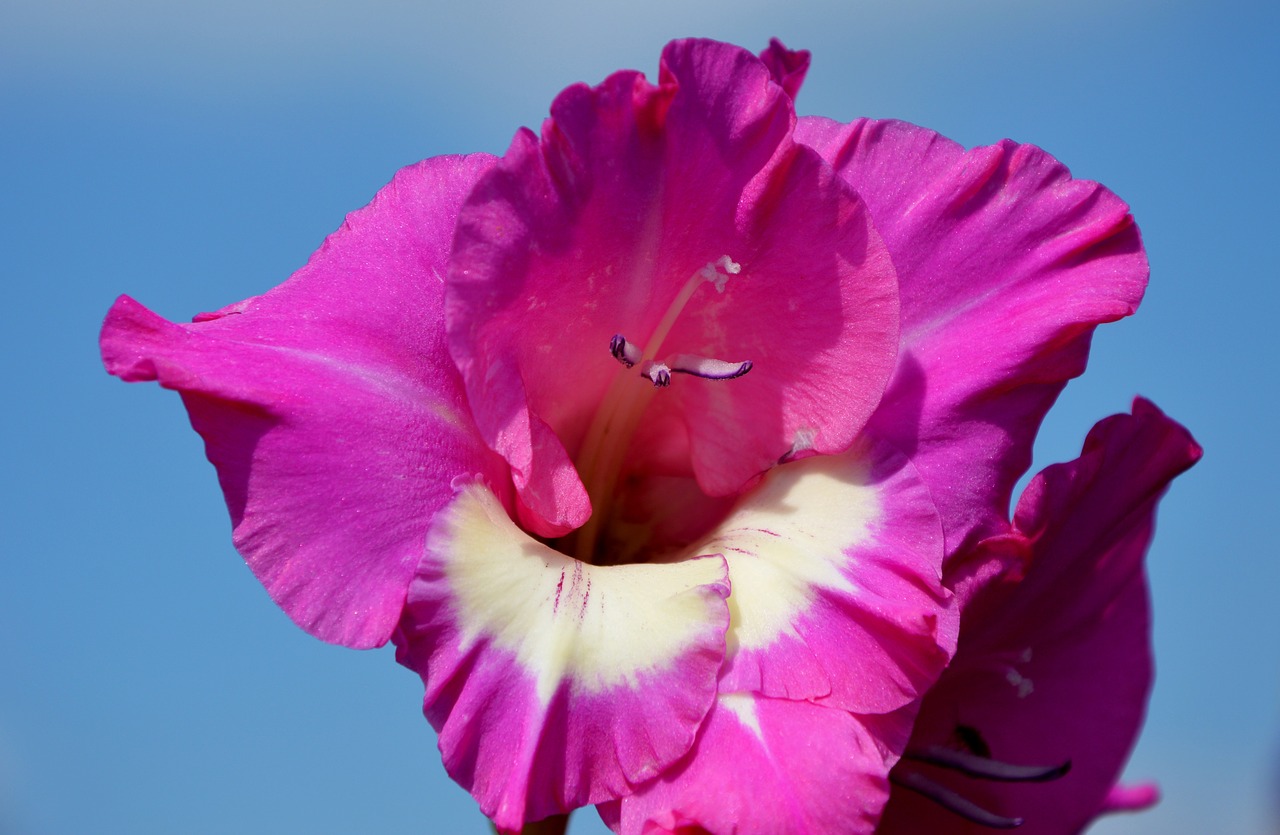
798, 118, 1149, 555
394, 483, 730, 832
100, 154, 506, 649
599, 693, 897, 835
879, 399, 1200, 834
706, 439, 955, 715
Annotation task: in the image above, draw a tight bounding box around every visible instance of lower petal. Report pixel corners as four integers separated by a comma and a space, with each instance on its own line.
599, 694, 893, 835
394, 483, 731, 831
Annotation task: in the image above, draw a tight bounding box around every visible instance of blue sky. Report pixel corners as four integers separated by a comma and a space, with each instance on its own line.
3, 1, 1277, 832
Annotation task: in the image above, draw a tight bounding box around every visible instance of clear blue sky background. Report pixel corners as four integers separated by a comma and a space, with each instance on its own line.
3, 1, 1276, 833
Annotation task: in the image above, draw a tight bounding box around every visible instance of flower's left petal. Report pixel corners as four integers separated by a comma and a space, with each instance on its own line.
394, 483, 730, 832
706, 439, 954, 714
99, 154, 506, 649
599, 694, 894, 835
879, 399, 1200, 834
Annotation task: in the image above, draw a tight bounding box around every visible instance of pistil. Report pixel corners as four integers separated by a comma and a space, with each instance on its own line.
570, 257, 747, 563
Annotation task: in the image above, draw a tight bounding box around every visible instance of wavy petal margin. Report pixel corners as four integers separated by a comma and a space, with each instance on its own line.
600, 694, 893, 835
798, 118, 1149, 555
879, 399, 1200, 833
703, 439, 954, 714
394, 483, 730, 831
99, 155, 506, 648
448, 40, 898, 536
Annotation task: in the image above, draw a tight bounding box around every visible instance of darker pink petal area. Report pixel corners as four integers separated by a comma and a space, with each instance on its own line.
99, 155, 509, 649
448, 40, 898, 534
601, 696, 895, 835
797, 117, 1149, 555
717, 441, 956, 715
878, 399, 1200, 834
758, 38, 811, 100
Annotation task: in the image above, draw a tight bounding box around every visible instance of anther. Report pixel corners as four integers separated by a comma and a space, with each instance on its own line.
610, 334, 643, 368
644, 362, 672, 387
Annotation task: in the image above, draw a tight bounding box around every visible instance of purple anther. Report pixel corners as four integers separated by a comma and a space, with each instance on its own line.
668, 354, 753, 381
643, 362, 672, 387
609, 334, 643, 368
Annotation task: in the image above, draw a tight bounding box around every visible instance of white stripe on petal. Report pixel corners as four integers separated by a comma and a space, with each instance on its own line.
694, 452, 879, 654
431, 483, 730, 703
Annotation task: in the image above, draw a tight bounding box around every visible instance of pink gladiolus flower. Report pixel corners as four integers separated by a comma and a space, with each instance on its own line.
100, 37, 1189, 835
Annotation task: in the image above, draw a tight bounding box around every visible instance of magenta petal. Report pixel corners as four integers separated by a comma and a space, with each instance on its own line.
600, 694, 893, 835
709, 439, 955, 714
878, 399, 1200, 833
758, 38, 811, 100
448, 40, 898, 535
99, 155, 508, 649
798, 117, 1149, 553
395, 484, 730, 830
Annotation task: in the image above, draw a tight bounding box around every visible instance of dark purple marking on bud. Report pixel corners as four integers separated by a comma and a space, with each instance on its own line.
904, 746, 1071, 783
890, 770, 1024, 829
610, 334, 643, 368
890, 732, 1073, 829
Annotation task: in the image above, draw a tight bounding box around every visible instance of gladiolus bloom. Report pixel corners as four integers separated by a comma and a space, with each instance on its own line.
100, 37, 1190, 835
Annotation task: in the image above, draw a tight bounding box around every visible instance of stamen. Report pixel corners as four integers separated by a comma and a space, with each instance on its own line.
890, 770, 1024, 829
667, 354, 753, 381
610, 334, 644, 368
904, 746, 1071, 783
572, 255, 743, 563
697, 255, 742, 293
643, 362, 672, 387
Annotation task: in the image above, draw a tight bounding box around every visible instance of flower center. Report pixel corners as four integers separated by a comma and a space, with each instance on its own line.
567, 256, 751, 564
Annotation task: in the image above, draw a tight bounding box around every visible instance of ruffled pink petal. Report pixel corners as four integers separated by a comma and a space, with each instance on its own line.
878, 399, 1200, 834
448, 39, 898, 536
705, 439, 955, 714
797, 117, 1149, 554
99, 154, 507, 649
599, 694, 895, 835
758, 38, 810, 100
394, 483, 731, 831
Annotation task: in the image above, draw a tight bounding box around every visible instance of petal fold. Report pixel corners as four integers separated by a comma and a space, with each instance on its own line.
702, 439, 954, 713
601, 694, 892, 835
798, 117, 1149, 553
395, 483, 731, 831
879, 399, 1200, 833
100, 154, 505, 648
448, 40, 898, 535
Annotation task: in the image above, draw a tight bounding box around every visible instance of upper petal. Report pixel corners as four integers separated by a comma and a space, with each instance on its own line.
448, 40, 898, 536
798, 117, 1149, 555
99, 154, 506, 648
878, 399, 1200, 833
395, 483, 730, 831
